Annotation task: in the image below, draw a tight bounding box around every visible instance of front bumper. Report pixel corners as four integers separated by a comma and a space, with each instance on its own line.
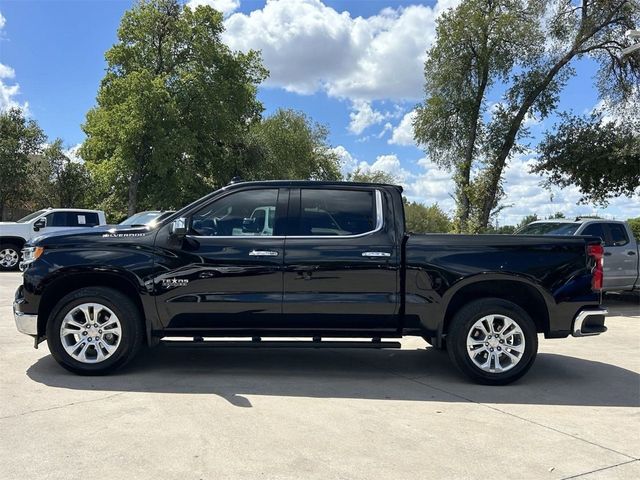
13, 284, 38, 337
572, 307, 608, 337
13, 306, 37, 336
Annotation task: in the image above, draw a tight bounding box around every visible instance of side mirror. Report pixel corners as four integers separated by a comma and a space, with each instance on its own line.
170, 217, 187, 236
33, 218, 46, 232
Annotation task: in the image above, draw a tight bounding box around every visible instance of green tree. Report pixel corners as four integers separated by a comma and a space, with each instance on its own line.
490, 225, 517, 234
244, 109, 342, 181
627, 217, 640, 240
0, 108, 46, 220
404, 199, 452, 233
516, 214, 539, 231
346, 168, 397, 184
414, 0, 542, 232
532, 113, 640, 205
31, 140, 92, 209
415, 0, 639, 232
81, 0, 267, 218
547, 212, 566, 219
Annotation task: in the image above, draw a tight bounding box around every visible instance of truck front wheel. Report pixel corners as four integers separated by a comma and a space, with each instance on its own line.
447, 298, 538, 385
46, 287, 144, 375
0, 243, 21, 271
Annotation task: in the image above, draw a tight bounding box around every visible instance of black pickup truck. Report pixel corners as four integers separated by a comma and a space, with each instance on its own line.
14, 181, 608, 384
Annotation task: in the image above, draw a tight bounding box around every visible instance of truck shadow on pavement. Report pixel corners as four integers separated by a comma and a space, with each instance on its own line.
27, 347, 640, 408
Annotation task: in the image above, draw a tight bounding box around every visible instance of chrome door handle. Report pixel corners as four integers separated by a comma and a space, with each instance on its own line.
362, 251, 391, 258
249, 250, 279, 257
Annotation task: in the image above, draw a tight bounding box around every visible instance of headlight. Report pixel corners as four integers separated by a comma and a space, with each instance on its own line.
21, 246, 44, 266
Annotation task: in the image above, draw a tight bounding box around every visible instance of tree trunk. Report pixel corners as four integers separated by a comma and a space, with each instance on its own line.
457, 65, 489, 232
477, 53, 576, 229
476, 2, 623, 229
127, 169, 141, 216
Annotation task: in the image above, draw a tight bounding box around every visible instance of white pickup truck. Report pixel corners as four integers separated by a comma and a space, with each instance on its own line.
0, 208, 107, 271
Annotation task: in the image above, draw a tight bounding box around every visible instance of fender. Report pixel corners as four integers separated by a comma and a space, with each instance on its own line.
32, 264, 159, 346
0, 235, 27, 246
436, 272, 554, 339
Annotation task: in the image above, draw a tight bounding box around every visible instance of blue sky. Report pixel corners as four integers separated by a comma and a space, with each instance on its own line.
0, 0, 637, 224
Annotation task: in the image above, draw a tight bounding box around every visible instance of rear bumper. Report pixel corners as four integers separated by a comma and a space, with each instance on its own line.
572, 308, 608, 337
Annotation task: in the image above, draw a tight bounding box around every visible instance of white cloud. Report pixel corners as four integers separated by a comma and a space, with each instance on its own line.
377, 122, 393, 139
223, 0, 460, 101
496, 154, 640, 225
331, 145, 358, 174
348, 100, 385, 134
388, 109, 417, 145
187, 0, 240, 16
64, 144, 84, 163
404, 157, 455, 210
0, 13, 27, 112
0, 62, 14, 79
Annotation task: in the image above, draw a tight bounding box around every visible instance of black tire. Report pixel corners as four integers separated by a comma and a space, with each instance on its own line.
447, 298, 538, 385
0, 242, 21, 271
46, 287, 144, 375
423, 336, 447, 351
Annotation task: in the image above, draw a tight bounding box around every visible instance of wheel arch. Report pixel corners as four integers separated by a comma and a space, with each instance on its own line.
0, 236, 26, 248
440, 276, 552, 339
37, 271, 149, 344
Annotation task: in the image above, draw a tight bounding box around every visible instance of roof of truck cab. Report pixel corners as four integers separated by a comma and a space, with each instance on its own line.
529, 218, 625, 224
224, 180, 403, 191
43, 208, 104, 212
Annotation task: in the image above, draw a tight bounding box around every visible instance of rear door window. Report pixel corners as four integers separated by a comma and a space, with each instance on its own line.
72, 212, 100, 227
581, 223, 606, 242
605, 223, 629, 247
294, 189, 377, 236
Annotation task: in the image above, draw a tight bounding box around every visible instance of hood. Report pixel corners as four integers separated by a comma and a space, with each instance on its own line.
0, 222, 25, 232
28, 224, 154, 247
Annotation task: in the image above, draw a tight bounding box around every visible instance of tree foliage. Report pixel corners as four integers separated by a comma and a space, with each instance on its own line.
81, 0, 267, 218
31, 140, 92, 209
404, 200, 452, 233
532, 113, 640, 205
346, 168, 398, 184
414, 0, 542, 232
628, 217, 640, 240
0, 108, 46, 220
415, 0, 639, 233
243, 109, 342, 181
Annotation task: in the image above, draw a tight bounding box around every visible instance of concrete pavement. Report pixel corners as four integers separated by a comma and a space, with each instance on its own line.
0, 271, 638, 479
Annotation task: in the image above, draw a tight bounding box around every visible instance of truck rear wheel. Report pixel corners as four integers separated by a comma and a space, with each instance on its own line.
0, 242, 21, 271
447, 298, 538, 385
46, 287, 144, 375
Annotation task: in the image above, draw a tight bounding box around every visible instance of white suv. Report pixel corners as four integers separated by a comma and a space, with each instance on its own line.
0, 208, 107, 271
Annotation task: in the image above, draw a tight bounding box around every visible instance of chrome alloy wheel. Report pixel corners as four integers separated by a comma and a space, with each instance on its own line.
60, 303, 122, 363
0, 248, 19, 269
466, 314, 525, 373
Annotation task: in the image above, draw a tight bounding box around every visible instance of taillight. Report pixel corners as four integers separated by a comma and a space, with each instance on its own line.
587, 244, 604, 291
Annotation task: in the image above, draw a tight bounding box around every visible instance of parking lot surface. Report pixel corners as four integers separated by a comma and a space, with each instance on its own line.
1, 271, 638, 479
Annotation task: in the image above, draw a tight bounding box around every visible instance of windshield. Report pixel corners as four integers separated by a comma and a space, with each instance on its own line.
119, 212, 162, 226
15, 210, 47, 223
517, 222, 580, 235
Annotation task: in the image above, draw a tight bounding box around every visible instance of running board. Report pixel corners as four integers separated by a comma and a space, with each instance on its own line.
160, 337, 401, 349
